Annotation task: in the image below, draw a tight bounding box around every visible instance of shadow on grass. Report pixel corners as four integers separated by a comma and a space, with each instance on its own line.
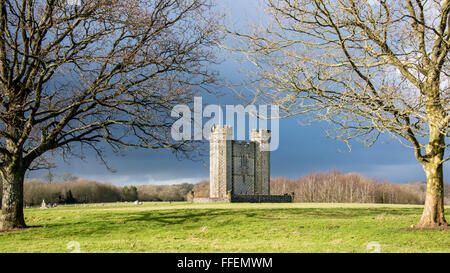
0, 225, 43, 233
124, 207, 422, 225
22, 207, 425, 237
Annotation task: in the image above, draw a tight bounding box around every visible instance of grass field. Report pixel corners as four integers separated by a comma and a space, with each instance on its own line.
0, 202, 449, 253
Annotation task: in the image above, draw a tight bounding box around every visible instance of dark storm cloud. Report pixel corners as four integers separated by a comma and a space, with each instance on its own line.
30, 113, 446, 185
28, 0, 449, 185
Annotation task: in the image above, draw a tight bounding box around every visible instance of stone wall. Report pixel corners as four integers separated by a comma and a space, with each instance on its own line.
194, 195, 292, 203
193, 197, 224, 203
231, 141, 256, 195
230, 194, 293, 203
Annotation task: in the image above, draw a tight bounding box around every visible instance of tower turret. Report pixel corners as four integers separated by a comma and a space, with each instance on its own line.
209, 125, 233, 199
250, 129, 271, 195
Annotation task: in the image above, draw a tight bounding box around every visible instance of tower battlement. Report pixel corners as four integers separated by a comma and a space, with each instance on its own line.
250, 129, 271, 143
209, 125, 233, 141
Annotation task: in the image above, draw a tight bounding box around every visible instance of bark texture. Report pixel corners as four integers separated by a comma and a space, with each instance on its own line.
417, 127, 448, 228
0, 168, 26, 230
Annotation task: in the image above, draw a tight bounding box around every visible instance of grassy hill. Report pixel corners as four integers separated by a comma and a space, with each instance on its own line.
0, 202, 448, 253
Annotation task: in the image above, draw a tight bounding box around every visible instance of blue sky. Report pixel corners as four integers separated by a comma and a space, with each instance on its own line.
28, 0, 449, 185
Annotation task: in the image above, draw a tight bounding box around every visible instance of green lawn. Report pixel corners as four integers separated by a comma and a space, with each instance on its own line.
0, 202, 449, 253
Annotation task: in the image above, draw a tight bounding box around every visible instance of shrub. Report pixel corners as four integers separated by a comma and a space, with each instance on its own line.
192, 180, 209, 198
137, 183, 193, 201
23, 179, 123, 206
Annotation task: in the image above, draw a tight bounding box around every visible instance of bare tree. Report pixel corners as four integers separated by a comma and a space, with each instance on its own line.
43, 170, 54, 184
0, 0, 220, 230
60, 173, 78, 182
227, 0, 449, 228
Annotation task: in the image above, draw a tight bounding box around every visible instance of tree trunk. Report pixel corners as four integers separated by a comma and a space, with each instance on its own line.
417, 160, 448, 228
0, 167, 27, 230
415, 77, 449, 229
416, 128, 448, 228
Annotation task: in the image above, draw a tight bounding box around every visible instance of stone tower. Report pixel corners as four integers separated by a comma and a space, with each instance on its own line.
209, 125, 233, 200
209, 125, 271, 200
250, 129, 271, 195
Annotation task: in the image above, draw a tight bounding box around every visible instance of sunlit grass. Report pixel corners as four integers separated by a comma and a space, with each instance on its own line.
0, 202, 448, 253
